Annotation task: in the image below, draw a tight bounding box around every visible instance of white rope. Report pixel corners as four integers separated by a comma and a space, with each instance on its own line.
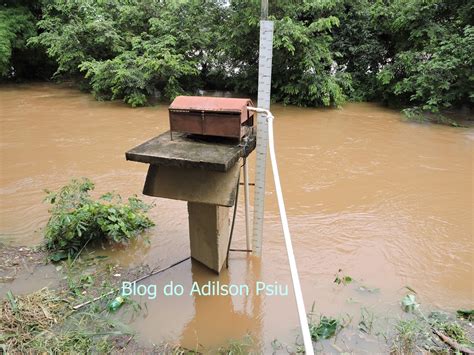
247, 107, 314, 355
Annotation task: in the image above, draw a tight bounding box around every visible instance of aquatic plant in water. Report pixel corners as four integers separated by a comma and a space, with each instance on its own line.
43, 178, 154, 259
309, 316, 341, 341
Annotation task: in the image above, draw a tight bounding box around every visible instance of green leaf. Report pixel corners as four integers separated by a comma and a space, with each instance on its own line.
310, 316, 339, 341
49, 250, 69, 262
6, 291, 17, 312
401, 294, 419, 313
343, 276, 352, 284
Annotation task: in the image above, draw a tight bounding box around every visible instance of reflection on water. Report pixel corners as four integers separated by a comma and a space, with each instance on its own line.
180, 259, 263, 349
0, 83, 473, 351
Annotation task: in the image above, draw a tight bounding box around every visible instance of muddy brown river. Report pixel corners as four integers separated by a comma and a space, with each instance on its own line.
1, 83, 473, 352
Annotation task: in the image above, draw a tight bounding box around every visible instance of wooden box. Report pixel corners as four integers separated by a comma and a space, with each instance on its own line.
169, 96, 254, 141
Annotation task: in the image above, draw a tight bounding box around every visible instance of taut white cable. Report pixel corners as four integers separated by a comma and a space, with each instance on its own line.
247, 107, 314, 355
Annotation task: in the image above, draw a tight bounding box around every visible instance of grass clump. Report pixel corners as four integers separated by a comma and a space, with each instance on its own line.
437, 321, 471, 346
43, 178, 154, 259
27, 310, 131, 353
390, 319, 430, 354
217, 335, 254, 354
0, 288, 69, 350
358, 307, 376, 334
0, 258, 136, 353
0, 287, 132, 353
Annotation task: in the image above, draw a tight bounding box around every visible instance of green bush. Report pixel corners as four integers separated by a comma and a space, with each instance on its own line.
0, 3, 56, 80
43, 178, 154, 258
221, 0, 351, 107
374, 0, 473, 117
4, 0, 472, 117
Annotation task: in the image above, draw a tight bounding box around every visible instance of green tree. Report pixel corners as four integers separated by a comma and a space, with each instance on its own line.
375, 0, 473, 116
0, 6, 34, 76
331, 0, 387, 101
30, 0, 225, 106
0, 1, 55, 79
271, 1, 351, 107
5, 0, 472, 118
222, 0, 351, 107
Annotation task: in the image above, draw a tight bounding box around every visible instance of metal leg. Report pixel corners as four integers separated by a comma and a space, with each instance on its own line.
243, 158, 251, 250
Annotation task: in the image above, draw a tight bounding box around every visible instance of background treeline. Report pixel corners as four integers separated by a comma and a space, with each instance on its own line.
1, 0, 472, 118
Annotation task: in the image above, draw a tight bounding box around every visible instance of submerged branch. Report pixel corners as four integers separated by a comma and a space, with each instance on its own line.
432, 329, 474, 354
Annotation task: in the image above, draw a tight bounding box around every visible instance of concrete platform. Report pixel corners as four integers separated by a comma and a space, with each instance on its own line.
126, 131, 256, 172
125, 130, 256, 273
143, 163, 240, 207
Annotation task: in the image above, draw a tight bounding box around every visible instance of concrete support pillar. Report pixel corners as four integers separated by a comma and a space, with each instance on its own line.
188, 202, 230, 273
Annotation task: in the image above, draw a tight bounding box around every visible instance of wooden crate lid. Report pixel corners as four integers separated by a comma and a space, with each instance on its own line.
169, 96, 254, 122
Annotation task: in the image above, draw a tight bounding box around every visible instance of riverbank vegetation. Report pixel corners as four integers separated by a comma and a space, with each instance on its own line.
43, 178, 154, 260
1, 246, 472, 353
0, 248, 257, 353
1, 0, 472, 122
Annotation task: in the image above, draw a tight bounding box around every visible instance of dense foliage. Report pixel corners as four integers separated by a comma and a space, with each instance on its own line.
0, 6, 34, 76
0, 1, 54, 79
2, 0, 472, 118
222, 1, 350, 107
44, 178, 154, 258
376, 0, 473, 116
28, 1, 226, 106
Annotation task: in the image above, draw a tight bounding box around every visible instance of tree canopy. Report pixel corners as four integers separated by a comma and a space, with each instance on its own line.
1, 0, 472, 118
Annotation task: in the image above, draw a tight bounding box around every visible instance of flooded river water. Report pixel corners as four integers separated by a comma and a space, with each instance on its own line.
1, 83, 472, 352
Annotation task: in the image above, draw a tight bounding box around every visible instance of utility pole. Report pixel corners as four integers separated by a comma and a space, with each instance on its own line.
252, 0, 273, 256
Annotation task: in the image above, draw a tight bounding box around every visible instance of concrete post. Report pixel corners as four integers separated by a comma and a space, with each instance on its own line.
188, 202, 230, 273
126, 131, 256, 273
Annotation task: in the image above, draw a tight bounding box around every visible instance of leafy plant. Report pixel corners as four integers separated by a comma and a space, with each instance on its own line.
222, 1, 351, 107
43, 178, 154, 258
375, 0, 473, 118
309, 316, 341, 341
0, 3, 56, 80
0, 6, 35, 76
30, 0, 223, 105
334, 269, 353, 285
308, 301, 352, 342
401, 294, 419, 313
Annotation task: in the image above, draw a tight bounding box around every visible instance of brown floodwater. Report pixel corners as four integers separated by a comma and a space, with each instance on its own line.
1, 83, 473, 352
